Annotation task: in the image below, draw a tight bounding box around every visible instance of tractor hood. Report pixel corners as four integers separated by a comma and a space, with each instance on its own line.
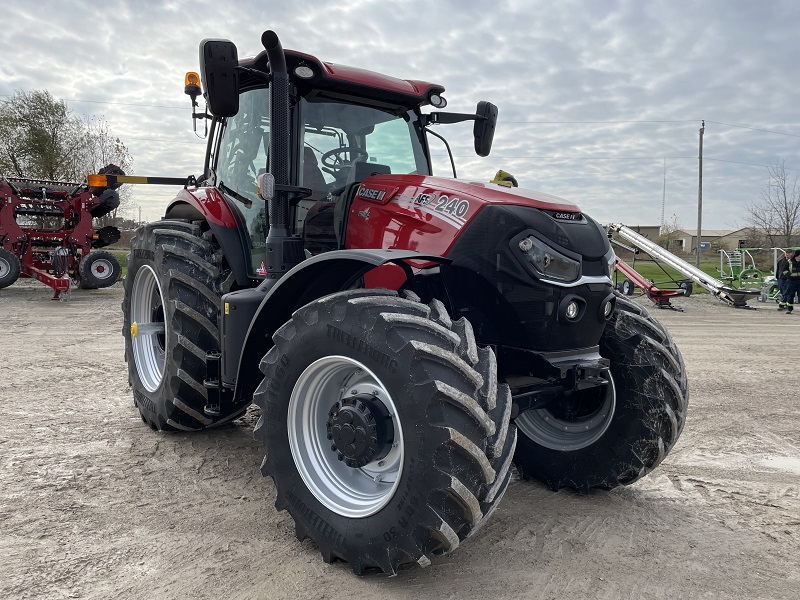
346, 174, 591, 258
352, 174, 582, 214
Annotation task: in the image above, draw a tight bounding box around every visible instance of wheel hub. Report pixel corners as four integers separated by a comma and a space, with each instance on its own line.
327, 394, 393, 468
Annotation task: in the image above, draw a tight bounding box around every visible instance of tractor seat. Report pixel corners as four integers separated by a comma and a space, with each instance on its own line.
302, 147, 327, 194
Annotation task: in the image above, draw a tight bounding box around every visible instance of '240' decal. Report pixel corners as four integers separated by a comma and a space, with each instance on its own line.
411, 193, 470, 228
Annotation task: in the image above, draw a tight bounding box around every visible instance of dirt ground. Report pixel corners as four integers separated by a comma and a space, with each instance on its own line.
1, 281, 798, 600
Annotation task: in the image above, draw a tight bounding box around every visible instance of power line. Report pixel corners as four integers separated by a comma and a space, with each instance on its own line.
441, 154, 799, 171
3, 91, 800, 138
450, 154, 696, 160
705, 120, 800, 138
0, 93, 187, 110
705, 157, 800, 171
502, 119, 698, 124
122, 136, 205, 145
490, 118, 800, 139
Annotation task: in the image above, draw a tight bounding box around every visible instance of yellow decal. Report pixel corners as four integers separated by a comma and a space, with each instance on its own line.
130, 322, 139, 338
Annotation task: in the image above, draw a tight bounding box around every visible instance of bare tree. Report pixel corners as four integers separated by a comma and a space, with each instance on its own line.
657, 214, 684, 251
78, 116, 134, 226
745, 161, 800, 248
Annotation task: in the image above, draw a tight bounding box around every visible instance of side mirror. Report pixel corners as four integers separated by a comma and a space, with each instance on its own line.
199, 39, 240, 117
473, 101, 498, 157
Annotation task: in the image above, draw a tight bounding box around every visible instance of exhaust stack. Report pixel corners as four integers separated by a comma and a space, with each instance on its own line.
261, 30, 304, 282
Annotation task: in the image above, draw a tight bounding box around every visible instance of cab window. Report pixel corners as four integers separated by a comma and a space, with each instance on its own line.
215, 87, 270, 276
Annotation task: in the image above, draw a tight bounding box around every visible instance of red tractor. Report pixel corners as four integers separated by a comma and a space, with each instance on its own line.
109, 31, 688, 575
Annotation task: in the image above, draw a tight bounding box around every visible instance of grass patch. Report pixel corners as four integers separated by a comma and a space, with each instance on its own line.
615, 258, 726, 294
110, 250, 128, 280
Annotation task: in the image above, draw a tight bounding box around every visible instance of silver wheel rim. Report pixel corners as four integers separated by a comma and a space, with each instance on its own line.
91, 258, 114, 280
516, 374, 616, 451
130, 265, 167, 393
0, 257, 9, 277
288, 356, 403, 518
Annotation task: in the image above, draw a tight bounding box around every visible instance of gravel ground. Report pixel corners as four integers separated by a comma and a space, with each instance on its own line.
1, 281, 798, 600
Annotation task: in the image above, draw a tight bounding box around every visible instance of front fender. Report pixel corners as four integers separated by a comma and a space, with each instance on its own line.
164, 188, 253, 286
226, 249, 448, 404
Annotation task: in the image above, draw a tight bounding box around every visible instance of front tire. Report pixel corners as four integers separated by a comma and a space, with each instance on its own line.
253, 289, 516, 575
513, 293, 688, 491
122, 220, 242, 431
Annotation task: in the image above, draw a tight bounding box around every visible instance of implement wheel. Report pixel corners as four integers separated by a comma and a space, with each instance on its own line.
123, 220, 242, 430
621, 278, 635, 296
254, 290, 516, 574
79, 250, 121, 289
513, 292, 688, 491
0, 248, 21, 289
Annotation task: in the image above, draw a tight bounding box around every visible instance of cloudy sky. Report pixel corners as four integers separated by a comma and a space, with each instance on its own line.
2, 0, 798, 230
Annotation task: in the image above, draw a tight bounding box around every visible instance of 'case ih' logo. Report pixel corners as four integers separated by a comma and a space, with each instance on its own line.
358, 187, 385, 201
554, 212, 580, 221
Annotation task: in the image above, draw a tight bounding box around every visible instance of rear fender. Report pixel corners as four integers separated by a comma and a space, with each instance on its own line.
164, 188, 253, 286
230, 249, 448, 403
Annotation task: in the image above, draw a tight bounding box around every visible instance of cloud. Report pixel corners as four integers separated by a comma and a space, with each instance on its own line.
1, 0, 798, 231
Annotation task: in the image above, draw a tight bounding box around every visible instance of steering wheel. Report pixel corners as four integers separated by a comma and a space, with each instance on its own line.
320, 146, 369, 175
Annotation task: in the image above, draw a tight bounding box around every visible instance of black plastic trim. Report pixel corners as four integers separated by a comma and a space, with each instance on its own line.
227, 249, 449, 403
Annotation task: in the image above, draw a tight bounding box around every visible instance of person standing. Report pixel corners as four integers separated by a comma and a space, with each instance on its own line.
784, 249, 800, 314
776, 248, 793, 310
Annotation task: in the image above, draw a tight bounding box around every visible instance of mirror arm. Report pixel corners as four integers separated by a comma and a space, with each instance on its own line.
424, 112, 486, 126
425, 127, 458, 179
236, 66, 272, 84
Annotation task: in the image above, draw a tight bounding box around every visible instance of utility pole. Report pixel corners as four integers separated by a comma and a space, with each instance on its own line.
660, 158, 666, 233
695, 120, 704, 267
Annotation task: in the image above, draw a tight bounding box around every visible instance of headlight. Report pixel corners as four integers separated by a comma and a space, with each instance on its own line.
517, 235, 581, 282
605, 249, 617, 278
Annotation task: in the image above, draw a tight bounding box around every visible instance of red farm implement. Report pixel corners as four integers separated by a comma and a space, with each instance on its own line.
0, 168, 123, 299
613, 257, 686, 309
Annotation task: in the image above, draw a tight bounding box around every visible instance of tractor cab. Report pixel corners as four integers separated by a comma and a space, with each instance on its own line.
192, 41, 496, 279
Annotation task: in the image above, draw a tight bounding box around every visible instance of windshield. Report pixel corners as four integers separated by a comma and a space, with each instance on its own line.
299, 97, 429, 195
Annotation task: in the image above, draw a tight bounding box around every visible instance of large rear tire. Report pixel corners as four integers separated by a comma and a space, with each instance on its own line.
122, 220, 243, 430
253, 289, 516, 575
0, 248, 21, 289
513, 292, 688, 491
